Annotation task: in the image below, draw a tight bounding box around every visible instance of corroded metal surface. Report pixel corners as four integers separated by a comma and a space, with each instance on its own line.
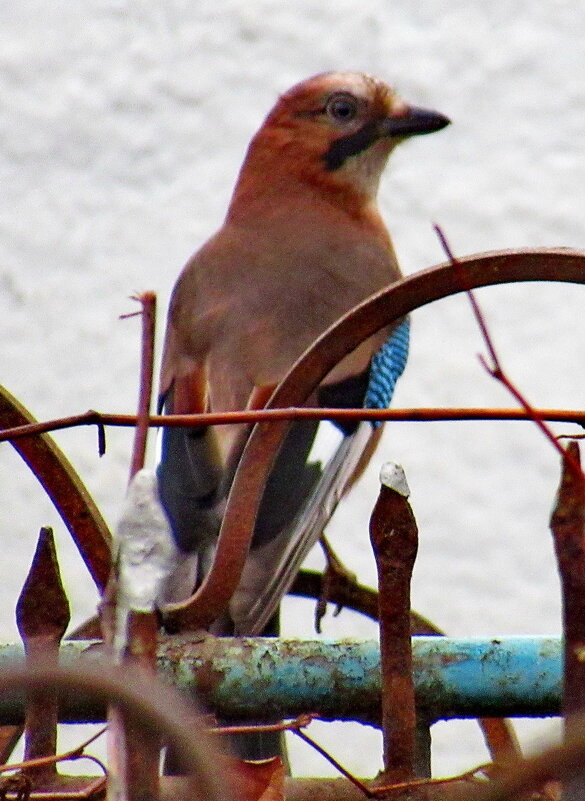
16, 527, 70, 778
156, 635, 563, 722
0, 636, 560, 724
370, 466, 419, 781
550, 441, 585, 723
16, 527, 70, 642
549, 441, 585, 801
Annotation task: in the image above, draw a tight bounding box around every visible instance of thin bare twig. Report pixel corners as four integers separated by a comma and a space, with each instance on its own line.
210, 714, 316, 737
434, 224, 584, 480
370, 761, 492, 796
211, 714, 374, 797
0, 726, 107, 774
0, 407, 583, 444
292, 728, 376, 798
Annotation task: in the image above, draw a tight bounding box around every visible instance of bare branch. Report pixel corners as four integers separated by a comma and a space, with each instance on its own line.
434, 224, 584, 480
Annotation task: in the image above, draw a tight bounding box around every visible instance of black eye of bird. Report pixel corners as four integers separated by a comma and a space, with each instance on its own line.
325, 93, 359, 123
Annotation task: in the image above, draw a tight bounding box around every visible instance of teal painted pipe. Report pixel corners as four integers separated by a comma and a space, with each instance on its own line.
411, 636, 561, 720
0, 636, 562, 724
155, 635, 561, 722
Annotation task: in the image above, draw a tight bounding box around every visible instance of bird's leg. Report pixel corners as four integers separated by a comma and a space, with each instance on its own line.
315, 534, 359, 633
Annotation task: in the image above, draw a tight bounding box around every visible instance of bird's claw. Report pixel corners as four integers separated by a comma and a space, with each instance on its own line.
315, 535, 359, 633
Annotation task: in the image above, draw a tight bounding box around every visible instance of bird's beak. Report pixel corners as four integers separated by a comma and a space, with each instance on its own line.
380, 106, 450, 138
323, 104, 450, 171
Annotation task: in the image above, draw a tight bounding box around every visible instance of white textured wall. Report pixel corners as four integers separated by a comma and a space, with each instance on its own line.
1, 0, 584, 778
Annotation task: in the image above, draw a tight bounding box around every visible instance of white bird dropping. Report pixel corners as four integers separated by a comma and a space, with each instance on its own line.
379, 462, 410, 498
115, 468, 179, 613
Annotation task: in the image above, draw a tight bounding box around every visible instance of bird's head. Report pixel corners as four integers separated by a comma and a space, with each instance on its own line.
231, 72, 449, 212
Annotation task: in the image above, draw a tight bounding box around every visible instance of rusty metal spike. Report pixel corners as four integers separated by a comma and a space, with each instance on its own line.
15, 528, 71, 779
550, 441, 585, 801
369, 463, 419, 784
16, 527, 70, 642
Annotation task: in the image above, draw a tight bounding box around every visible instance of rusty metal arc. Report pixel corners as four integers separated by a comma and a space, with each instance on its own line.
164, 248, 585, 630
0, 386, 112, 592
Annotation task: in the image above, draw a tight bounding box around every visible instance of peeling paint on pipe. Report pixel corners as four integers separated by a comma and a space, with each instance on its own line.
0, 636, 562, 724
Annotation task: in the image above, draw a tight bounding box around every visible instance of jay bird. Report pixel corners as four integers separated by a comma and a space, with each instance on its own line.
157, 72, 449, 638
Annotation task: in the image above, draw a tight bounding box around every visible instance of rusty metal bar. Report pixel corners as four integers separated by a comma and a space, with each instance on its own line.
122, 612, 161, 801
126, 291, 157, 484
118, 612, 160, 801
119, 287, 161, 801
369, 464, 418, 782
12, 531, 106, 797
550, 440, 585, 801
414, 720, 432, 779
550, 441, 585, 719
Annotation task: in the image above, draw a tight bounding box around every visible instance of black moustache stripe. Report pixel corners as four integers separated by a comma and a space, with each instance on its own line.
323, 121, 382, 171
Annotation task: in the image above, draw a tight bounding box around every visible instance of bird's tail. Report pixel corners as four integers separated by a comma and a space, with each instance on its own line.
230, 420, 373, 634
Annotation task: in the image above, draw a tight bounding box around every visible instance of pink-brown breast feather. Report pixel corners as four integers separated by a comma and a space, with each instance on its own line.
161, 190, 400, 419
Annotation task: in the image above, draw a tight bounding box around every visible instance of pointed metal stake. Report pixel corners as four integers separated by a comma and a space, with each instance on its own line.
16, 526, 70, 779
369, 463, 419, 785
550, 441, 585, 801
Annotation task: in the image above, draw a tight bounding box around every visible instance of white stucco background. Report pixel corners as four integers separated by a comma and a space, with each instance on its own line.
1, 0, 584, 780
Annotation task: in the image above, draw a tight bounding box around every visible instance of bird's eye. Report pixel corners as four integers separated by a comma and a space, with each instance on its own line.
325, 93, 359, 123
